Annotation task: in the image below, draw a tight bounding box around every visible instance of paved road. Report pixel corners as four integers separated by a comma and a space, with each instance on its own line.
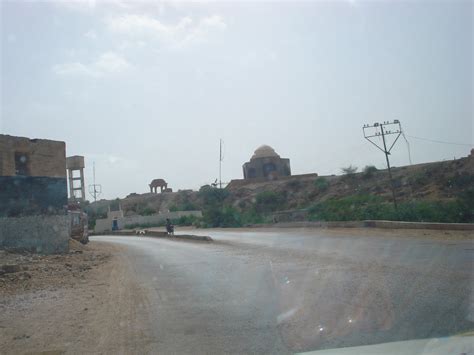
94, 228, 473, 353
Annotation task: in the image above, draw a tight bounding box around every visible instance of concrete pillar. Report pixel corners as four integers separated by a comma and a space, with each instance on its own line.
66, 156, 86, 201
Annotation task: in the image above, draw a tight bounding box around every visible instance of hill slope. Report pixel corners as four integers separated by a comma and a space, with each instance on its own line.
87, 154, 474, 225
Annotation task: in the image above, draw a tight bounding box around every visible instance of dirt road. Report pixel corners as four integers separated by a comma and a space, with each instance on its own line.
0, 228, 473, 354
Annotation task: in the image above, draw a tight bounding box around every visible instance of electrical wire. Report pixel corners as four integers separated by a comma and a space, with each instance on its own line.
221, 140, 225, 162
401, 132, 413, 165
406, 135, 473, 147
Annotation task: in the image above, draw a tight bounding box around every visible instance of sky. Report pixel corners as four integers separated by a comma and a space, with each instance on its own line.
1, 0, 472, 200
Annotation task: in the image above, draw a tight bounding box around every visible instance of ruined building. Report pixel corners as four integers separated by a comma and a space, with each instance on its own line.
149, 178, 168, 193
0, 134, 70, 253
243, 145, 291, 180
66, 155, 85, 201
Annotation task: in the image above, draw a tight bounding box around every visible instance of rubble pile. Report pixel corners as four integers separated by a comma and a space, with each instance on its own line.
0, 240, 110, 296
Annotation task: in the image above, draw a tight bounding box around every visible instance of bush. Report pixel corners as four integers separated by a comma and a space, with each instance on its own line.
314, 177, 329, 192
287, 179, 303, 189
169, 202, 198, 212
201, 205, 242, 228
140, 207, 156, 216
255, 191, 286, 213
176, 215, 200, 226
455, 188, 474, 222
240, 208, 265, 225
445, 172, 474, 190
198, 185, 236, 227
168, 204, 178, 212
308, 193, 474, 223
109, 198, 121, 211
198, 185, 229, 205
84, 206, 107, 230
308, 194, 392, 221
363, 165, 378, 179
341, 165, 358, 176
172, 191, 199, 211
409, 171, 429, 187
396, 201, 454, 223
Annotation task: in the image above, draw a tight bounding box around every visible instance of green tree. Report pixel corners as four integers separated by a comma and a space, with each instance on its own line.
314, 177, 329, 191
255, 191, 286, 213
341, 165, 358, 176
363, 165, 378, 179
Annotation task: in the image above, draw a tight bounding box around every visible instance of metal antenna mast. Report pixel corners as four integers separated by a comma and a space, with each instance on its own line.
219, 139, 223, 189
363, 120, 403, 211
88, 162, 102, 203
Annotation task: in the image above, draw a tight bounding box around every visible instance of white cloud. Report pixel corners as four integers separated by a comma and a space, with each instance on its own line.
54, 0, 133, 12
94, 52, 130, 73
54, 0, 97, 13
200, 15, 226, 31
84, 30, 97, 40
53, 52, 131, 78
106, 14, 189, 38
52, 62, 97, 77
105, 14, 226, 48
117, 40, 147, 51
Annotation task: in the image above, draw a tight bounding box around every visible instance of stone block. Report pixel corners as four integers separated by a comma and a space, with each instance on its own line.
0, 215, 70, 254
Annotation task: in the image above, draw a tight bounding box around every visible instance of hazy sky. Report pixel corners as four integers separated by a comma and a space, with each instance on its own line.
1, 0, 472, 199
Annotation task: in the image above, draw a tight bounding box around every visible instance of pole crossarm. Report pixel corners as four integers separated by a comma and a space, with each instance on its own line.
364, 136, 387, 154
88, 162, 102, 202
387, 131, 402, 153
362, 120, 403, 212
363, 122, 402, 154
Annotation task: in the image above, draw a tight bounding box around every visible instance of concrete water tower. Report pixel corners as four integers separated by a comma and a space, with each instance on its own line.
66, 155, 85, 201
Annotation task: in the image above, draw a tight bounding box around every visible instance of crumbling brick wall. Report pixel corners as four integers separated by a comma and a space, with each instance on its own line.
0, 215, 70, 253
0, 135, 67, 217
0, 135, 66, 177
0, 134, 69, 253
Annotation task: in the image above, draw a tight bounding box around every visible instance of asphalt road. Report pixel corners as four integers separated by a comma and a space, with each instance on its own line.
94, 228, 473, 354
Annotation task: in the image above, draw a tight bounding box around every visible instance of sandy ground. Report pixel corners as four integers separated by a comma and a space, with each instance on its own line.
0, 240, 145, 354
0, 240, 109, 296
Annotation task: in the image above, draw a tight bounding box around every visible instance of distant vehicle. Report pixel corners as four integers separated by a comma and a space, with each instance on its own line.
68, 204, 89, 244
166, 219, 174, 235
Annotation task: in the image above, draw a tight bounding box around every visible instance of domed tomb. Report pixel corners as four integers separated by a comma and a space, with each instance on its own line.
251, 145, 280, 160
243, 145, 291, 180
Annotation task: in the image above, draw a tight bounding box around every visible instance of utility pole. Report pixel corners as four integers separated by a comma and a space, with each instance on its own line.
219, 139, 223, 189
363, 120, 402, 212
88, 162, 102, 203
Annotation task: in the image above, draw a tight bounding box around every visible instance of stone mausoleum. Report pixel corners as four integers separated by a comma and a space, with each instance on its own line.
243, 145, 291, 180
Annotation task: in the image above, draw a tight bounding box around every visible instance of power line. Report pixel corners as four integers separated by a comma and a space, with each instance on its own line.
401, 131, 413, 165
219, 139, 224, 189
406, 135, 473, 147
363, 120, 403, 212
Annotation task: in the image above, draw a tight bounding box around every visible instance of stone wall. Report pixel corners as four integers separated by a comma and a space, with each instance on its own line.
0, 176, 67, 217
0, 134, 68, 217
272, 209, 309, 223
243, 156, 291, 180
227, 173, 319, 190
0, 215, 70, 253
0, 134, 66, 178
0, 134, 69, 254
